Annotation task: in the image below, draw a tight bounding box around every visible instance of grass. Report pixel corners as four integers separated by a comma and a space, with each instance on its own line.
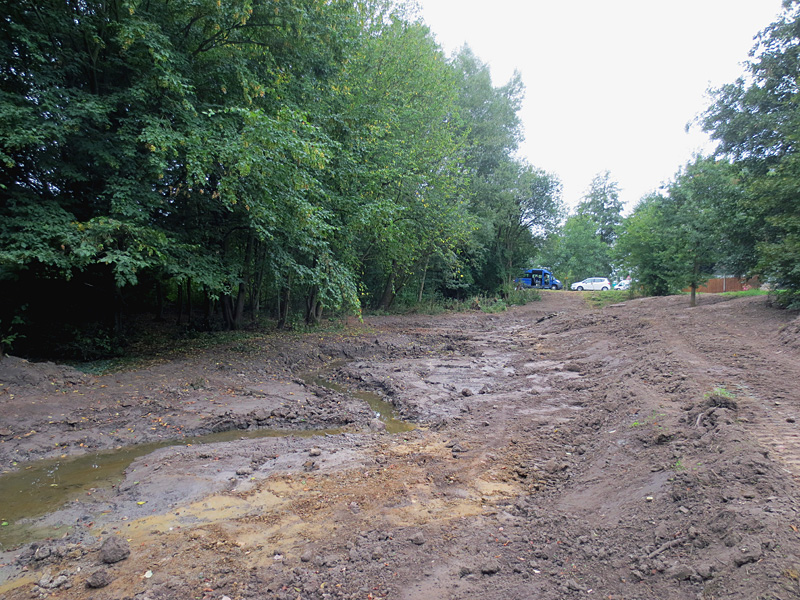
373, 288, 542, 316
583, 289, 635, 308
718, 289, 769, 298
704, 386, 736, 400
630, 411, 666, 427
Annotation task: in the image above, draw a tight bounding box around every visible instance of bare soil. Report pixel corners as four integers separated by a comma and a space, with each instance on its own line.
2, 291, 800, 600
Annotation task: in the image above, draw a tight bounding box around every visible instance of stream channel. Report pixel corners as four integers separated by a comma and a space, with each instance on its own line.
0, 374, 413, 550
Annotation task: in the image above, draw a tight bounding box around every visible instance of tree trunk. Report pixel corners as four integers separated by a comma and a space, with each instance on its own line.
186, 278, 193, 326
305, 286, 323, 325
233, 281, 246, 327
203, 288, 213, 330
221, 294, 235, 329
690, 261, 699, 307
277, 286, 291, 329
378, 269, 396, 311
112, 283, 124, 341
418, 255, 430, 303
250, 244, 266, 324
155, 279, 165, 321
176, 280, 184, 325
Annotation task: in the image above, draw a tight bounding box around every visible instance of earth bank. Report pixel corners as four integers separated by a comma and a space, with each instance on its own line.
2, 291, 800, 599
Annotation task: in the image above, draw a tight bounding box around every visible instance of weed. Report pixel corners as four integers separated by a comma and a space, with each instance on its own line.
673, 458, 686, 471
718, 289, 769, 298
630, 411, 667, 428
704, 386, 736, 400
703, 386, 738, 409
584, 290, 633, 309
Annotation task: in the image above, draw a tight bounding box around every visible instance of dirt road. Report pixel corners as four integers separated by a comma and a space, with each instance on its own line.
2, 291, 800, 599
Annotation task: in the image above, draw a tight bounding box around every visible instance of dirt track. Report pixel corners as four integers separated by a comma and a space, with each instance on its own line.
2, 291, 800, 599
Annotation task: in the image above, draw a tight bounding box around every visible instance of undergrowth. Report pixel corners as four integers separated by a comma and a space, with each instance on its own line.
770, 289, 800, 310
718, 289, 769, 298
583, 289, 634, 308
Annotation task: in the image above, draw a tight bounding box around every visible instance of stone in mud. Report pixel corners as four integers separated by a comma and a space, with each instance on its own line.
409, 531, 426, 545
86, 568, 112, 588
666, 564, 695, 580
480, 560, 501, 575
368, 419, 386, 431
733, 545, 762, 567
99, 536, 130, 564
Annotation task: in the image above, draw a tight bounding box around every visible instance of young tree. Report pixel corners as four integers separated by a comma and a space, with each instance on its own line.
576, 171, 624, 244
539, 214, 611, 286
615, 157, 740, 305
614, 195, 675, 296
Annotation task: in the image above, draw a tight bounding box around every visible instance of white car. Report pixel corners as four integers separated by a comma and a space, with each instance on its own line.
614, 280, 631, 290
571, 277, 611, 291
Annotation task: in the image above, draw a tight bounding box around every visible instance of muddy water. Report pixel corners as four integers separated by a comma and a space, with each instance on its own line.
301, 372, 414, 435
0, 379, 412, 550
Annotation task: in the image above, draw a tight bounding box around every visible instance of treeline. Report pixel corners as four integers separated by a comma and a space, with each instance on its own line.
541, 3, 800, 308
0, 0, 563, 358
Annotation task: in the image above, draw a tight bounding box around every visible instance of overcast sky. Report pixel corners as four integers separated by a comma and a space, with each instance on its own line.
417, 0, 785, 211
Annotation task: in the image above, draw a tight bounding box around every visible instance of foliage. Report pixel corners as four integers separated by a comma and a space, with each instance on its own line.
0, 0, 562, 357
539, 214, 611, 286
576, 170, 624, 244
582, 289, 632, 309
614, 157, 745, 303
0, 305, 27, 357
452, 49, 563, 295
718, 289, 769, 298
701, 1, 800, 302
614, 195, 675, 296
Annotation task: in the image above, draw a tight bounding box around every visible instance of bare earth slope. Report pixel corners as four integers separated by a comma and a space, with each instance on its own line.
2, 292, 800, 600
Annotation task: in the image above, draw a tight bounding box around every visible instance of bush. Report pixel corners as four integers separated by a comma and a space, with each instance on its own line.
770, 289, 800, 310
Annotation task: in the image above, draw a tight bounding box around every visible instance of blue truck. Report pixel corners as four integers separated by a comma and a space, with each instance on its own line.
514, 268, 562, 290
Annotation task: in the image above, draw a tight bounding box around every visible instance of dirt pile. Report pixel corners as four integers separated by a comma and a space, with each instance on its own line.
1, 292, 800, 599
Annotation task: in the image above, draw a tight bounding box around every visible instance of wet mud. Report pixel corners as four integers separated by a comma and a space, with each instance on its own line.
2, 292, 800, 599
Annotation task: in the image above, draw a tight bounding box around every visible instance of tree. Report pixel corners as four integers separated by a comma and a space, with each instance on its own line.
335, 9, 471, 310
450, 47, 563, 294
539, 214, 611, 286
614, 157, 741, 304
702, 1, 800, 305
0, 0, 364, 349
576, 171, 624, 244
614, 195, 675, 296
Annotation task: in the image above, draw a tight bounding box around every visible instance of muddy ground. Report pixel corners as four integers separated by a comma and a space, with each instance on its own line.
2, 291, 800, 599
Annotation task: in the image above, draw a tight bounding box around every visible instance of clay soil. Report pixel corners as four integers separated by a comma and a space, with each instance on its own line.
2, 291, 800, 600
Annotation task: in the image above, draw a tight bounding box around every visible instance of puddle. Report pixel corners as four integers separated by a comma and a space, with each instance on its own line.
0, 369, 413, 549
0, 427, 339, 550
300, 372, 415, 435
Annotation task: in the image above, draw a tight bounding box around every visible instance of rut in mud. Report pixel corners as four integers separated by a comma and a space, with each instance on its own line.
2, 291, 800, 600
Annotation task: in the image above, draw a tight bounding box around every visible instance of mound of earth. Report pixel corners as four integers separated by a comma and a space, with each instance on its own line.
779, 314, 800, 350
1, 292, 800, 600
0, 355, 89, 390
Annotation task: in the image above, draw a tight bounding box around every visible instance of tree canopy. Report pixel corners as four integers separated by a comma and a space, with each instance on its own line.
0, 0, 555, 357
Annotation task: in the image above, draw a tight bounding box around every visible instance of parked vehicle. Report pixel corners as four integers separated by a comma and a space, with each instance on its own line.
570, 277, 611, 291
514, 268, 562, 290
614, 280, 630, 290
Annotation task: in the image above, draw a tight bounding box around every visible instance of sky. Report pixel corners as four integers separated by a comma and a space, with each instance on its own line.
417, 0, 785, 211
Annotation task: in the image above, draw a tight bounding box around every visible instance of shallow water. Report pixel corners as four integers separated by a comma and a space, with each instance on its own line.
300, 372, 414, 435
0, 375, 412, 550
